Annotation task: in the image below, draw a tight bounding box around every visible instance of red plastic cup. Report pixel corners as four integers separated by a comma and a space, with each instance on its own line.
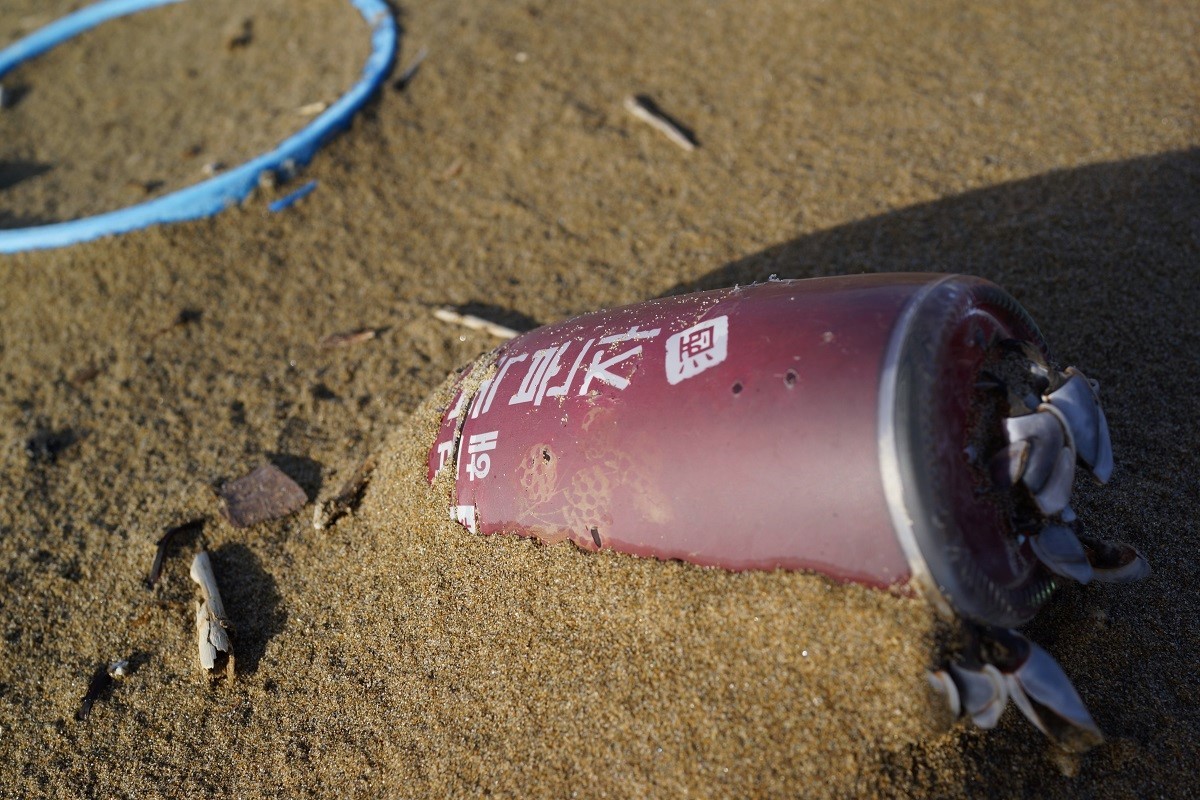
428, 274, 1055, 628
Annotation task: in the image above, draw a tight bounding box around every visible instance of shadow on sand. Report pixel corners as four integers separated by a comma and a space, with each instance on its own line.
669, 148, 1199, 796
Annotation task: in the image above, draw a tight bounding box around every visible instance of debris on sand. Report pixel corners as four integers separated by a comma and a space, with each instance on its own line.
190, 551, 235, 681
146, 519, 205, 589
432, 307, 519, 339
623, 94, 698, 151
318, 327, 379, 349
218, 464, 307, 528
313, 456, 376, 531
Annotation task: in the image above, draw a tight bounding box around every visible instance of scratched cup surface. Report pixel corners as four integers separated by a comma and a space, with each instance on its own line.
428, 274, 1050, 627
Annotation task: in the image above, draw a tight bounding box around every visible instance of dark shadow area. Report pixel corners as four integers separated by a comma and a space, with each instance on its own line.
24, 426, 78, 464
669, 149, 1199, 796
0, 211, 54, 229
268, 452, 323, 502
0, 160, 51, 191
0, 83, 31, 110
209, 543, 287, 676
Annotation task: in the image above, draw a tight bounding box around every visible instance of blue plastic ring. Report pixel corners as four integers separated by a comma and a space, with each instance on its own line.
0, 0, 396, 253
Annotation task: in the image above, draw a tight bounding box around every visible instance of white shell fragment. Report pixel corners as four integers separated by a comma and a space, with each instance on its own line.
1004, 636, 1104, 753
927, 669, 961, 718
1045, 369, 1113, 483
963, 354, 1143, 751
1005, 405, 1076, 515
948, 663, 1008, 729
1031, 524, 1094, 584
190, 551, 235, 680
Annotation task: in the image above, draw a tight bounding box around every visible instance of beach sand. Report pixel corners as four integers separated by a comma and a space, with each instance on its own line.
1, 0, 1196, 796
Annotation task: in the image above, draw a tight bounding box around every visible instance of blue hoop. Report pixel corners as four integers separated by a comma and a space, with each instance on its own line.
0, 0, 396, 253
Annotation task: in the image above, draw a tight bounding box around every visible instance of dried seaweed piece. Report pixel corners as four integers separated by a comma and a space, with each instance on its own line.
218, 464, 307, 528
313, 457, 376, 530
190, 551, 235, 681
146, 519, 205, 589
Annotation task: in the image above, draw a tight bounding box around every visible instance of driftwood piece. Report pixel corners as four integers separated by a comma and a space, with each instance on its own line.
313, 456, 376, 530
218, 464, 307, 528
432, 308, 519, 340
190, 551, 235, 681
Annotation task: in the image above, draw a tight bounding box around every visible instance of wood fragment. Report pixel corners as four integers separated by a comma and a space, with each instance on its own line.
218, 464, 307, 528
437, 158, 465, 181
296, 101, 327, 116
146, 518, 205, 589
313, 456, 376, 530
433, 308, 520, 340
623, 94, 698, 151
190, 551, 235, 681
319, 327, 379, 349
68, 364, 102, 387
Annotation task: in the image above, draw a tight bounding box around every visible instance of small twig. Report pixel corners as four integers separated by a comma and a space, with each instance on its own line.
433, 308, 520, 339
623, 94, 698, 151
319, 327, 379, 349
393, 46, 428, 91
313, 456, 376, 530
190, 551, 235, 681
146, 518, 205, 589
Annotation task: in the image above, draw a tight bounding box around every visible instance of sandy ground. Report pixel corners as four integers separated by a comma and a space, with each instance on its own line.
0, 0, 1197, 797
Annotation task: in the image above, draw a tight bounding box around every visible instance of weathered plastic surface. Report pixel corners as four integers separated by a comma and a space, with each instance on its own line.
427, 274, 1056, 615
429, 276, 927, 585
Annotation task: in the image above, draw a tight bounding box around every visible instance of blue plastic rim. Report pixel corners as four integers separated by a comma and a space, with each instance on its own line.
0, 0, 397, 254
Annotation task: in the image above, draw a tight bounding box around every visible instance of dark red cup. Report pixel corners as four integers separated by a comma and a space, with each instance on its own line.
428, 274, 1055, 628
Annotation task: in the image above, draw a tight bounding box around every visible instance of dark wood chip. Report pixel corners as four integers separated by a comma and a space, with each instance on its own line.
68, 365, 103, 387
146, 518, 205, 589
219, 464, 307, 528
